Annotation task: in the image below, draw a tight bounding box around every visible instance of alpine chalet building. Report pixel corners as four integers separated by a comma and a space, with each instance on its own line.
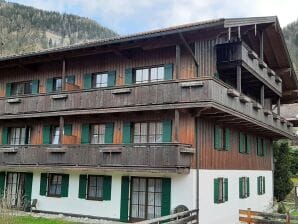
0, 17, 297, 224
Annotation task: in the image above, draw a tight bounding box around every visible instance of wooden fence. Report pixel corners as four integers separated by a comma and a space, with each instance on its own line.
136, 209, 198, 224
240, 208, 298, 224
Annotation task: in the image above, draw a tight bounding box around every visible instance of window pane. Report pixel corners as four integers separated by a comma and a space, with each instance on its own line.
52, 127, 60, 144
143, 69, 149, 83
157, 67, 164, 80
151, 68, 158, 81
136, 70, 142, 84
91, 124, 105, 144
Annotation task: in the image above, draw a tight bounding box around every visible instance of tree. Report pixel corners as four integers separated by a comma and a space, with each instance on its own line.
289, 148, 298, 176
274, 141, 293, 201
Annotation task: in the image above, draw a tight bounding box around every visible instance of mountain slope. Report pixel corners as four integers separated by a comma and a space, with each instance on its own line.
283, 19, 298, 68
0, 0, 117, 56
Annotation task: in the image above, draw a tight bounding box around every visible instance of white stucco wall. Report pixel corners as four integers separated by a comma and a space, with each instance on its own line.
30, 170, 197, 220
199, 169, 273, 224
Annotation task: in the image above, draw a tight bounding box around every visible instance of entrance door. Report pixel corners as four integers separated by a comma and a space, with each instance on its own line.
130, 177, 162, 221
6, 172, 25, 208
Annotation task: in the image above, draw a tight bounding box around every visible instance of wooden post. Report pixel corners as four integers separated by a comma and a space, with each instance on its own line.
286, 211, 290, 224
247, 208, 252, 224
175, 45, 181, 80
228, 27, 231, 41
62, 59, 66, 91
59, 116, 64, 145
238, 26, 241, 40
260, 31, 264, 62
237, 65, 242, 92
174, 109, 180, 142
261, 85, 265, 107
277, 98, 281, 115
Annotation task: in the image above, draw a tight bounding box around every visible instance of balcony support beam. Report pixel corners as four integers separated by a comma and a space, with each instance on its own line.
178, 32, 199, 68
260, 31, 264, 62
175, 45, 181, 79
237, 65, 242, 92
261, 85, 265, 107
62, 59, 66, 91
59, 116, 64, 145
277, 98, 281, 115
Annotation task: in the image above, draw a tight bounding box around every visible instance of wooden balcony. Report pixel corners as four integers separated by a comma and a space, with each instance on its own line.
216, 41, 282, 95
0, 143, 194, 174
0, 79, 294, 138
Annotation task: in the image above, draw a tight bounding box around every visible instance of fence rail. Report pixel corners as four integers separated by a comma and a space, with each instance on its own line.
136, 209, 198, 224
240, 208, 298, 224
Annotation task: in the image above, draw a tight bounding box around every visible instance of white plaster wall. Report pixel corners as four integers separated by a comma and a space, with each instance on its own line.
30, 170, 197, 220
199, 169, 273, 224
31, 171, 122, 219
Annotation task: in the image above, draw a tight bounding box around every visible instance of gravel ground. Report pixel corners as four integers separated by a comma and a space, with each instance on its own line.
14, 211, 122, 224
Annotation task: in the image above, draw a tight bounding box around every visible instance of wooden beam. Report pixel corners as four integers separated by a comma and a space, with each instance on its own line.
178, 32, 199, 67
62, 59, 66, 91
175, 45, 181, 80
238, 26, 241, 40
237, 65, 242, 92
277, 98, 281, 115
59, 116, 64, 145
261, 85, 265, 107
260, 31, 264, 62
174, 109, 180, 142
228, 27, 231, 41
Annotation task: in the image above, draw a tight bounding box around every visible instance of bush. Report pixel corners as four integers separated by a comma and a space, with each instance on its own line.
277, 202, 287, 214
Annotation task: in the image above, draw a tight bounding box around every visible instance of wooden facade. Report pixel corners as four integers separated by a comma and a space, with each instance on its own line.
0, 17, 296, 174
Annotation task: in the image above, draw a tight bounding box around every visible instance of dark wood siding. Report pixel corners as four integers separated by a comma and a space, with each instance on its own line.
197, 118, 273, 170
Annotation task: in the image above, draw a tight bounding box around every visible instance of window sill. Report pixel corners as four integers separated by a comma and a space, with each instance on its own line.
86, 197, 103, 201
6, 98, 22, 104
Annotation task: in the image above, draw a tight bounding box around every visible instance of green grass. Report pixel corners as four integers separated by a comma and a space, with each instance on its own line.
1, 215, 77, 224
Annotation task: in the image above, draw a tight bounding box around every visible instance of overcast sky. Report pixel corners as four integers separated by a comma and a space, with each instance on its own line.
8, 0, 298, 35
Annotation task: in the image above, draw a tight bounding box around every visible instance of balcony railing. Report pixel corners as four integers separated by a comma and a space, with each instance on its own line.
0, 79, 294, 137
216, 41, 282, 95
0, 143, 194, 173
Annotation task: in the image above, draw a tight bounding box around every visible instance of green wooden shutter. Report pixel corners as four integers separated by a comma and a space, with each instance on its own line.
0, 172, 5, 197
105, 123, 114, 144
239, 132, 245, 153
2, 127, 8, 145
66, 75, 75, 85
78, 175, 87, 199
81, 124, 90, 144
164, 64, 173, 80
257, 138, 263, 156
107, 71, 116, 87
125, 68, 133, 85
120, 176, 129, 222
83, 74, 92, 89
224, 178, 228, 201
5, 83, 11, 97
224, 128, 231, 150
263, 177, 266, 194
161, 178, 171, 216
214, 125, 222, 150
64, 124, 72, 136
239, 177, 243, 198
32, 80, 39, 94
214, 178, 219, 203
123, 122, 131, 144
40, 173, 48, 196
103, 176, 112, 201
61, 174, 69, 197
24, 173, 33, 204
247, 177, 250, 197
46, 78, 53, 93
257, 176, 261, 195
246, 135, 251, 154
42, 125, 51, 144
162, 120, 172, 142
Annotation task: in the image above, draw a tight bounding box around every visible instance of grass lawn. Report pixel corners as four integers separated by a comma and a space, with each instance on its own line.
0, 215, 77, 224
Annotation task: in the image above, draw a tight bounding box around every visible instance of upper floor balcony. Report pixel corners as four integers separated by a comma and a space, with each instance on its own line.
216, 41, 282, 96
0, 143, 194, 174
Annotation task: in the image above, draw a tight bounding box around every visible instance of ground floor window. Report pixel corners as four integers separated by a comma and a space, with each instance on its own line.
257, 176, 265, 195
40, 173, 69, 198
6, 172, 25, 207
48, 174, 63, 197
87, 175, 104, 200
130, 177, 162, 221
239, 177, 250, 198
214, 177, 228, 203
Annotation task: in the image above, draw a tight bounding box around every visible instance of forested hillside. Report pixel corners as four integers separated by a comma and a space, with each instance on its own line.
0, 0, 117, 56
283, 19, 298, 68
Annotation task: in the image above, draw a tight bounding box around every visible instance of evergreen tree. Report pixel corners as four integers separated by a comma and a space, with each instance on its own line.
274, 141, 294, 201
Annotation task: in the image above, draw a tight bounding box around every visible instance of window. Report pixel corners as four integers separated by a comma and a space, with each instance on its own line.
93, 73, 108, 88
91, 124, 105, 144
214, 178, 228, 203
214, 125, 230, 150
239, 133, 251, 154
257, 138, 265, 156
8, 127, 31, 145
239, 177, 250, 198
257, 176, 265, 195
48, 174, 62, 197
134, 66, 164, 84
130, 177, 163, 220
87, 175, 103, 200
51, 126, 60, 144
53, 77, 62, 92
11, 81, 33, 96
133, 122, 162, 143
